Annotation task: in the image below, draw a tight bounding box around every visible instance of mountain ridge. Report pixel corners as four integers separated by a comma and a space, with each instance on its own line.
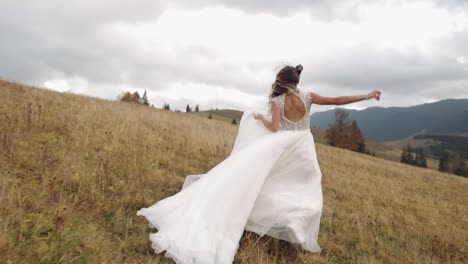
310, 98, 468, 141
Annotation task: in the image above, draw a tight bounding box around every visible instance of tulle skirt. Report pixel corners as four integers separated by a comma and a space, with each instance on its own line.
136, 110, 323, 264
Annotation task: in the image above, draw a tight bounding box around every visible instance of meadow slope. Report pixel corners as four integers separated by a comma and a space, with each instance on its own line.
0, 80, 466, 264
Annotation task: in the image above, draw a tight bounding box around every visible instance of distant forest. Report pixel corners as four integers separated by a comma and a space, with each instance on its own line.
413, 134, 468, 157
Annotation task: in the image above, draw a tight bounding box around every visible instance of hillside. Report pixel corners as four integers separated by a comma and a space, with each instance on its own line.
310, 99, 468, 141
191, 109, 244, 123
0, 79, 467, 263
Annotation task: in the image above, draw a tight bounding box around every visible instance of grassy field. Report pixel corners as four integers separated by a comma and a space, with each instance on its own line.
191, 109, 244, 124
193, 109, 443, 171
0, 79, 467, 263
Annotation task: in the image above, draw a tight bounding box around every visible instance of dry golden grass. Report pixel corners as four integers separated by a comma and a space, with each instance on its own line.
0, 79, 466, 264
191, 109, 243, 125
367, 143, 440, 171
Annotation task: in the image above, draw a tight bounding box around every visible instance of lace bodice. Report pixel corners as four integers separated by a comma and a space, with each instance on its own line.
270, 91, 312, 131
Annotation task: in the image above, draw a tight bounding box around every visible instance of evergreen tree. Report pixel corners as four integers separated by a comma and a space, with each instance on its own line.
400, 147, 407, 163
142, 90, 150, 106
163, 103, 170, 110
195, 105, 199, 112
401, 145, 427, 168
406, 151, 415, 165
232, 118, 237, 125
438, 150, 450, 172
404, 141, 415, 165
356, 142, 366, 153
454, 153, 467, 177
415, 150, 421, 166
186, 104, 192, 112
418, 149, 427, 168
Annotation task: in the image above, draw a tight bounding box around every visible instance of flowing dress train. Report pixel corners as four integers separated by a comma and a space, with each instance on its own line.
136, 91, 323, 264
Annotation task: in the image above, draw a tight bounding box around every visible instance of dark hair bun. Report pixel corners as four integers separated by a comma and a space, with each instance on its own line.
296, 64, 303, 75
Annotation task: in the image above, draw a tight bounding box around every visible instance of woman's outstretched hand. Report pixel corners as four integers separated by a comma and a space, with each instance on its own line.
367, 90, 381, 101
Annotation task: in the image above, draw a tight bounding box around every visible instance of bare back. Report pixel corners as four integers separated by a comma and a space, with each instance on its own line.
270, 91, 312, 131
283, 93, 306, 122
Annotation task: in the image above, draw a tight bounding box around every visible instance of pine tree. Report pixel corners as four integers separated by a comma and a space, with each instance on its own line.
356, 142, 366, 153
232, 118, 237, 125
454, 153, 467, 177
406, 151, 415, 165
163, 103, 170, 110
438, 150, 450, 172
418, 149, 427, 168
186, 104, 192, 112
415, 150, 421, 167
142, 90, 150, 106
404, 141, 415, 165
400, 147, 407, 163
195, 105, 199, 112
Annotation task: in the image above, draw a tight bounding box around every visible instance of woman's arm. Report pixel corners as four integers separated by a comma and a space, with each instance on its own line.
254, 101, 281, 132
310, 89, 381, 105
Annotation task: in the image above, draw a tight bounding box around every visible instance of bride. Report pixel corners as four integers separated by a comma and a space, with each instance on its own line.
136, 64, 381, 263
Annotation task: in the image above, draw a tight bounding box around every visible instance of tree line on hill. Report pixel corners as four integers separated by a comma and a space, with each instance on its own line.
325, 109, 374, 156
119, 92, 239, 125
324, 109, 467, 178
119, 90, 150, 106
162, 102, 239, 125
162, 103, 200, 113
437, 150, 466, 177
116, 93, 468, 176
400, 142, 427, 168
399, 140, 467, 178
413, 134, 468, 158
118, 91, 201, 113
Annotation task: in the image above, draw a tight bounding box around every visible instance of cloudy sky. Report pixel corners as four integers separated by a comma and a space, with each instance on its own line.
1, 0, 467, 113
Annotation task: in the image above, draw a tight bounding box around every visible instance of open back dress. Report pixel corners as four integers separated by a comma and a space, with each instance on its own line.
136, 90, 323, 264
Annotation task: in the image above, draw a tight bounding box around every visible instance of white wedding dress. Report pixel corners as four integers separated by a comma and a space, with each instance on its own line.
136, 90, 323, 264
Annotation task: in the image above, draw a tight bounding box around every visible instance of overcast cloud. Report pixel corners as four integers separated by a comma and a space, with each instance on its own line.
1, 0, 467, 112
